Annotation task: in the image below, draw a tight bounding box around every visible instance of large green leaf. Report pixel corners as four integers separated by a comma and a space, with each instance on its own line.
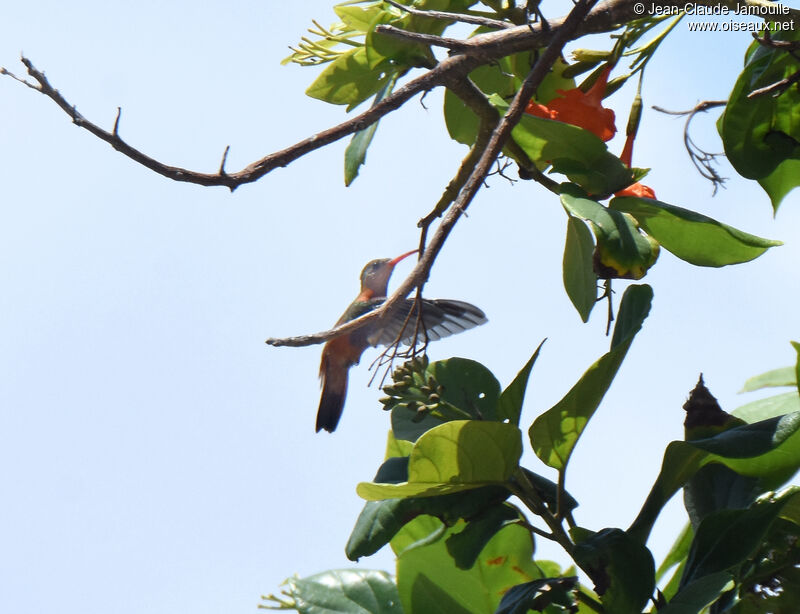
573, 528, 655, 614
346, 453, 509, 561
306, 46, 392, 111
562, 187, 659, 280
629, 413, 800, 543
720, 30, 800, 186
396, 522, 541, 614
562, 216, 597, 321
358, 421, 522, 500
609, 196, 781, 267
263, 569, 403, 614
496, 341, 545, 426
530, 284, 652, 470
490, 96, 635, 195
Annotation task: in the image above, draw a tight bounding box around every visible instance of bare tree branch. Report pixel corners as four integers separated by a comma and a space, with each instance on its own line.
5, 0, 772, 192
267, 0, 601, 348
384, 0, 512, 30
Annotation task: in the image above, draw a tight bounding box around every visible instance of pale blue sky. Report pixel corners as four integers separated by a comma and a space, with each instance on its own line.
2, 2, 799, 613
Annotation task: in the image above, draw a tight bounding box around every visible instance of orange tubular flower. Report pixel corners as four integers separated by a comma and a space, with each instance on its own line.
615, 133, 656, 199
525, 65, 617, 142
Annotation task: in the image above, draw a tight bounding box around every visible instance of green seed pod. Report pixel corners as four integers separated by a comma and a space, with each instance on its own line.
571, 48, 611, 62
626, 92, 643, 137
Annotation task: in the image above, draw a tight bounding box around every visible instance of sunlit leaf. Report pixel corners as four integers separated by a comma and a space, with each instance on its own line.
530, 284, 652, 470
610, 196, 781, 266
396, 522, 541, 614
758, 158, 800, 213
306, 47, 392, 111
358, 421, 522, 500
734, 391, 800, 423
740, 366, 797, 392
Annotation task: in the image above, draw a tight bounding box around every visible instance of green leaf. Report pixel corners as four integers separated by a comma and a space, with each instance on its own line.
721, 30, 800, 186
346, 454, 509, 561
334, 3, 387, 32
534, 57, 577, 104
407, 575, 476, 614
518, 468, 579, 515
656, 523, 693, 583
665, 489, 800, 613
263, 569, 403, 614
445, 504, 520, 569
609, 196, 781, 267
358, 421, 522, 500
573, 528, 655, 614
683, 462, 761, 529
794, 341, 800, 398
530, 284, 652, 470
629, 413, 800, 543
396, 522, 541, 614
391, 514, 447, 558
495, 577, 579, 614
758, 158, 800, 213
490, 96, 634, 195
734, 391, 800, 423
657, 571, 731, 614
561, 187, 659, 280
740, 367, 797, 392
365, 9, 432, 69
344, 74, 397, 186
391, 358, 501, 442
563, 216, 597, 322
443, 87, 482, 146
306, 46, 391, 111
496, 341, 545, 426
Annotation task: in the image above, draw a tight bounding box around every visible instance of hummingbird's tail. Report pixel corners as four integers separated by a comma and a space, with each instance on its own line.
316, 354, 350, 433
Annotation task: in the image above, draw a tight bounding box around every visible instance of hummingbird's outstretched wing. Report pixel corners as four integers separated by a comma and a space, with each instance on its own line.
366, 298, 487, 347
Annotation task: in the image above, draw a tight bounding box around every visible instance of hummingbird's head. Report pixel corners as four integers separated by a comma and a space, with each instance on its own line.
359, 249, 417, 297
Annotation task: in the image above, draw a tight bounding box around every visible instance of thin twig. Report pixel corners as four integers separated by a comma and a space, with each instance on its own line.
652, 100, 727, 193
747, 67, 800, 98
3, 55, 470, 192
384, 0, 512, 29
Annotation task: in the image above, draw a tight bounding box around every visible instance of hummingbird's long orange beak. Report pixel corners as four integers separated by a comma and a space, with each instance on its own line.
389, 249, 418, 267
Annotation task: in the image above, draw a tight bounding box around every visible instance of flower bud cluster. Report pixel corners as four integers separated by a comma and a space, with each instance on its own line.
379, 356, 444, 422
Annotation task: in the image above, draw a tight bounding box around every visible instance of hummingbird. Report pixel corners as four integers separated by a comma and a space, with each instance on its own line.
316, 250, 487, 433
